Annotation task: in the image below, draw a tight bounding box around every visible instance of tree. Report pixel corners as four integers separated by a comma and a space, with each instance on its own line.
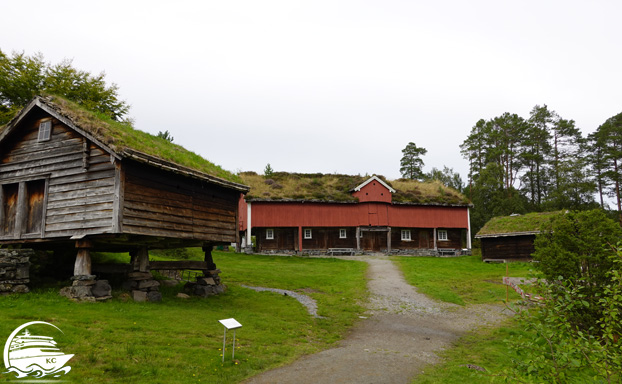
425, 166, 463, 192
593, 112, 622, 225
263, 163, 274, 177
0, 49, 129, 125
399, 142, 427, 180
533, 209, 622, 329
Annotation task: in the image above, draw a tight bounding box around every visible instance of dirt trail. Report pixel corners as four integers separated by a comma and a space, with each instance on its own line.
244, 256, 511, 384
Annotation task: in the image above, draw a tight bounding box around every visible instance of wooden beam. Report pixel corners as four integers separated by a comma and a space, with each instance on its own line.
149, 260, 209, 270
74, 239, 93, 276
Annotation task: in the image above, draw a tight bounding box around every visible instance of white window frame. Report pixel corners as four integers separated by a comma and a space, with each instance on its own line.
304, 228, 312, 239
401, 229, 411, 241
339, 228, 347, 239
438, 229, 448, 241
266, 228, 274, 240
38, 120, 52, 142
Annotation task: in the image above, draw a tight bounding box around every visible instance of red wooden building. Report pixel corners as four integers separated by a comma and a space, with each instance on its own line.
238, 173, 472, 255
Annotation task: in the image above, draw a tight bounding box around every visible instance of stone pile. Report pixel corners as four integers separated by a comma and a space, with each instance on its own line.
0, 249, 31, 295
60, 274, 112, 302
184, 269, 226, 297
124, 271, 162, 302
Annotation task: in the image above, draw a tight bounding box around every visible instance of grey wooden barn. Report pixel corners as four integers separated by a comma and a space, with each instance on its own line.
0, 96, 248, 298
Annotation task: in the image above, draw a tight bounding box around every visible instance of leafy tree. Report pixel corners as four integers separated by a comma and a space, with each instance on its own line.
157, 130, 174, 142
399, 142, 427, 180
425, 166, 463, 192
533, 209, 622, 329
0, 49, 129, 125
505, 245, 622, 383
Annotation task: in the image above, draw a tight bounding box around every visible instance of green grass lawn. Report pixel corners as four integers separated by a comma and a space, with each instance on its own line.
0, 251, 367, 383
393, 253, 535, 305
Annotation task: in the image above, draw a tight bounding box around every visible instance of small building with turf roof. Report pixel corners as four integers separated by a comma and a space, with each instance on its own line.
238, 172, 472, 255
0, 95, 249, 299
475, 211, 562, 262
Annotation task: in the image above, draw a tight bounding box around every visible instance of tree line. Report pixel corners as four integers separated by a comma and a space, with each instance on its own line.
460, 104, 622, 233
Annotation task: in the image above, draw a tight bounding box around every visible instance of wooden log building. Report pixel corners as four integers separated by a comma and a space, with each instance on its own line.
238, 172, 472, 255
0, 96, 249, 293
475, 211, 561, 262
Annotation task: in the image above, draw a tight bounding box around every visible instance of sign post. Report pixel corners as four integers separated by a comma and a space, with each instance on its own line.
218, 318, 242, 363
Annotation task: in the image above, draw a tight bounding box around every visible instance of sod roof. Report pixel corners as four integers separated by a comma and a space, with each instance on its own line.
0, 95, 247, 191
240, 172, 471, 206
475, 211, 563, 238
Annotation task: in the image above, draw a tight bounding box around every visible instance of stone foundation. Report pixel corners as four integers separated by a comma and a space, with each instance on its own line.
124, 271, 162, 302
0, 249, 31, 295
184, 269, 226, 297
60, 274, 112, 302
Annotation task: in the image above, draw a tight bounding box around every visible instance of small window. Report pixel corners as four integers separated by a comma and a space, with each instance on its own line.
438, 230, 448, 241
38, 120, 52, 142
401, 230, 411, 241
304, 228, 312, 239
339, 229, 347, 239
266, 228, 274, 240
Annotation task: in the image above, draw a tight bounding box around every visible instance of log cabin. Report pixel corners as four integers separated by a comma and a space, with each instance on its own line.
475, 211, 561, 262
0, 96, 249, 289
238, 172, 472, 255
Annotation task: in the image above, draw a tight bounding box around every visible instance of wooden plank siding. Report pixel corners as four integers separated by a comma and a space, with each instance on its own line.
0, 116, 117, 239
480, 235, 535, 261
122, 162, 238, 244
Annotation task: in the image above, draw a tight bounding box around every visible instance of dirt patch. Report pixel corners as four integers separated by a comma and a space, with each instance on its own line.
244, 256, 512, 384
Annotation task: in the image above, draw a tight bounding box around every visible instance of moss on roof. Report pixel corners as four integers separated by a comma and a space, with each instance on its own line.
476, 211, 563, 236
3, 95, 242, 184
240, 172, 470, 205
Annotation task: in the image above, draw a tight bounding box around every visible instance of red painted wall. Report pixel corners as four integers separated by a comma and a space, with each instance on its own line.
239, 200, 468, 230
352, 180, 392, 203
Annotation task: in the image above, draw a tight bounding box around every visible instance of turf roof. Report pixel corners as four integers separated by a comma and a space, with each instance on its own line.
1, 95, 244, 186
476, 211, 563, 237
240, 172, 470, 205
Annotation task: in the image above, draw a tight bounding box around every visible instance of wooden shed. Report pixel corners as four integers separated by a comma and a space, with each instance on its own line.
475, 212, 561, 262
238, 172, 472, 255
0, 96, 248, 295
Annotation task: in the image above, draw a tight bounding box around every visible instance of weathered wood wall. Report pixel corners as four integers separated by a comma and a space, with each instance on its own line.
0, 113, 116, 239
480, 235, 535, 261
122, 162, 238, 244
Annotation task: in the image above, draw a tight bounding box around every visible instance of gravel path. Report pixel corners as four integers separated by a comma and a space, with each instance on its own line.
244, 256, 512, 384
241, 285, 323, 318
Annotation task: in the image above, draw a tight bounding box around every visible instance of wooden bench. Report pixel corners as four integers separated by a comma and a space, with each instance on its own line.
437, 248, 458, 256
327, 248, 355, 256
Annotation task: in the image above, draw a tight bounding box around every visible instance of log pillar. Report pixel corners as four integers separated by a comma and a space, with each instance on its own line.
203, 244, 217, 270
74, 239, 93, 277
386, 227, 392, 254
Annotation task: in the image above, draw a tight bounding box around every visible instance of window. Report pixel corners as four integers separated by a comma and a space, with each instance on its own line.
339, 229, 347, 239
266, 228, 274, 240
1, 180, 46, 237
38, 120, 52, 142
304, 228, 312, 239
438, 230, 448, 241
401, 229, 411, 241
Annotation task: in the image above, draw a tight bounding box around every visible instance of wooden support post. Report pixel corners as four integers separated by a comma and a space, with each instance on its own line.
131, 247, 150, 272
203, 244, 216, 270
74, 239, 93, 276
356, 227, 361, 251
386, 227, 391, 254
298, 226, 303, 255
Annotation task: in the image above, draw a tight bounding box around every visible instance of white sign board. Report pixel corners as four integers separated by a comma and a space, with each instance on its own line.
219, 318, 242, 330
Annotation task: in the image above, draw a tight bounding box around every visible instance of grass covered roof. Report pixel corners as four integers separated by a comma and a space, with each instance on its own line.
476, 211, 563, 237
240, 172, 470, 205
1, 95, 245, 187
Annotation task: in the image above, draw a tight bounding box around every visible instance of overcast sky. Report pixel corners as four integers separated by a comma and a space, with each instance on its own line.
2, 0, 621, 182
